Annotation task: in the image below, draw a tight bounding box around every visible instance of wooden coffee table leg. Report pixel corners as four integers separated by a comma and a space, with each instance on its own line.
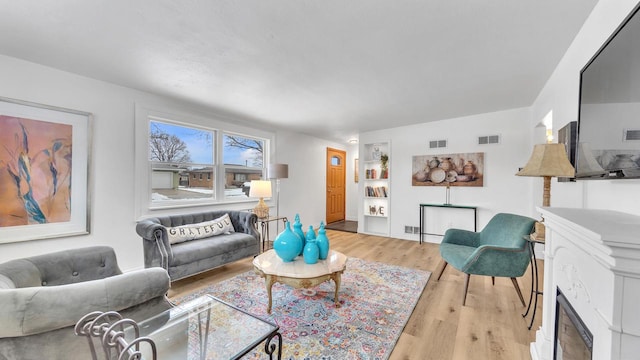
332, 272, 342, 308
265, 275, 275, 314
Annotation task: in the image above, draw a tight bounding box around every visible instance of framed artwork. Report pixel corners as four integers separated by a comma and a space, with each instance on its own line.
354, 158, 359, 183
412, 152, 484, 187
0, 97, 92, 243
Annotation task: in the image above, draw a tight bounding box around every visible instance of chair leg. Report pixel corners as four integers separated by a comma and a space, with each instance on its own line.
462, 273, 470, 306
492, 276, 495, 286
436, 261, 448, 281
511, 277, 526, 306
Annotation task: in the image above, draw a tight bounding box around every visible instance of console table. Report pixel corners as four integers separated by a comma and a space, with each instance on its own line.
419, 203, 477, 244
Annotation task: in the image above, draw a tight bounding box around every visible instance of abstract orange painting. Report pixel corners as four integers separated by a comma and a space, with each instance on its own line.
0, 115, 73, 226
0, 97, 90, 243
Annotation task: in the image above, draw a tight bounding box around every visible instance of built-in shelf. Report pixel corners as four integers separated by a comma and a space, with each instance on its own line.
361, 141, 390, 236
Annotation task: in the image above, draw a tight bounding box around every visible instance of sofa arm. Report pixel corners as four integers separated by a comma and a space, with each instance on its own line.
136, 220, 173, 269
0, 267, 170, 337
236, 211, 259, 238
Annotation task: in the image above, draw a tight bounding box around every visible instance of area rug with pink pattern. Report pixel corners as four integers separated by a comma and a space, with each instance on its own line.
174, 257, 430, 360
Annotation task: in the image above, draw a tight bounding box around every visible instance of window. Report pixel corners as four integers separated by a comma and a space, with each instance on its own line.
149, 119, 215, 203
134, 104, 274, 216
223, 133, 265, 200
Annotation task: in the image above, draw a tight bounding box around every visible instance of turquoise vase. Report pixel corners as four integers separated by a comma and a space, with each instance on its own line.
274, 221, 302, 262
306, 225, 316, 241
303, 239, 320, 264
316, 221, 330, 260
293, 214, 306, 256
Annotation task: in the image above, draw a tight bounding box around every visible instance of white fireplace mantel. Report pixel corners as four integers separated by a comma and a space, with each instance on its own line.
531, 207, 640, 360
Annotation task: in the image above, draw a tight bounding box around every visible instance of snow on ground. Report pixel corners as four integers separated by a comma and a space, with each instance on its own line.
179, 186, 213, 194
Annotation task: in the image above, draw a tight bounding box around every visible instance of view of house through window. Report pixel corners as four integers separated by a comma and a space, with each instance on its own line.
149, 120, 215, 202
148, 120, 268, 203
223, 133, 265, 199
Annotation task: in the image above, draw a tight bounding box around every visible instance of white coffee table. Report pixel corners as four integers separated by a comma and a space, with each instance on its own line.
253, 249, 348, 313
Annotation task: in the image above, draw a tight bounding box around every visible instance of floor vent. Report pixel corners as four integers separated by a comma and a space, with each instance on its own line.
478, 134, 500, 145
429, 139, 447, 148
624, 129, 640, 141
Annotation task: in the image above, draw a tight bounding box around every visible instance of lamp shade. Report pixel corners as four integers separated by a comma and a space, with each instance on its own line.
516, 144, 575, 178
249, 180, 272, 198
249, 180, 272, 218
267, 164, 289, 179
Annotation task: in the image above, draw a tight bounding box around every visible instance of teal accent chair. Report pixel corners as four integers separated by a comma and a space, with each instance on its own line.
436, 213, 536, 306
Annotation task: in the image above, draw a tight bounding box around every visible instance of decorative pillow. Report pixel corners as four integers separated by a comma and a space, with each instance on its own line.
166, 214, 235, 244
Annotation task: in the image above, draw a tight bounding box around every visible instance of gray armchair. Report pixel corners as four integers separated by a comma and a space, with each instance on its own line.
0, 246, 171, 360
436, 213, 536, 306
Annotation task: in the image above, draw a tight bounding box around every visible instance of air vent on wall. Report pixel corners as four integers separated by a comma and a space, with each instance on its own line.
478, 135, 500, 145
429, 139, 447, 149
624, 129, 640, 141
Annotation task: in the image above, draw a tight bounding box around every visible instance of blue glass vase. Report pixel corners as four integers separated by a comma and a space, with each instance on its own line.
274, 221, 302, 262
316, 221, 330, 260
293, 214, 306, 256
306, 225, 316, 241
303, 239, 319, 264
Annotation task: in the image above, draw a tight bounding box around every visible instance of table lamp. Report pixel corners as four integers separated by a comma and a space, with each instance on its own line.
516, 143, 575, 240
249, 180, 272, 218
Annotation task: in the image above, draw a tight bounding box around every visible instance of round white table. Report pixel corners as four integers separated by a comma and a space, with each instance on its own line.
253, 249, 348, 313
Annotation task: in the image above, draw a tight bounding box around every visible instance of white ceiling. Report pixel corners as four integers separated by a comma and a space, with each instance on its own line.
0, 1, 599, 143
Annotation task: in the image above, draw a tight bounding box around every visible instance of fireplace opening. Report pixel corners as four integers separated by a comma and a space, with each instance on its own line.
554, 289, 593, 360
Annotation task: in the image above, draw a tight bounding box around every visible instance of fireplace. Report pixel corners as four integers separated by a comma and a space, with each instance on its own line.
554, 289, 592, 360
530, 208, 640, 360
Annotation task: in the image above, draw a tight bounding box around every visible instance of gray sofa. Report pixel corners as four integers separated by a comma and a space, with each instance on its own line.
0, 246, 171, 360
135, 210, 260, 281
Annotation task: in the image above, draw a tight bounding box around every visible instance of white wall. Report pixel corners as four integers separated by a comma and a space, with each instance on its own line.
531, 0, 640, 216
359, 107, 534, 242
0, 55, 346, 270
346, 142, 359, 221
274, 130, 351, 232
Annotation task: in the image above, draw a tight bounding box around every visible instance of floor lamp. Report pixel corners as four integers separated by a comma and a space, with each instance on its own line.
268, 163, 289, 233
516, 143, 575, 240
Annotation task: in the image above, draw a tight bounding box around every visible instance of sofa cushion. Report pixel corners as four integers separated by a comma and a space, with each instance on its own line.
166, 213, 235, 244
170, 232, 257, 266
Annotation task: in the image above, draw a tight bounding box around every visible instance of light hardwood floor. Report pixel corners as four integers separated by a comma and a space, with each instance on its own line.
169, 230, 543, 360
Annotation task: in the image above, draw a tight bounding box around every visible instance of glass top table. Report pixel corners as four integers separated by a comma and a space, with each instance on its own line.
76, 295, 282, 360
135, 295, 281, 360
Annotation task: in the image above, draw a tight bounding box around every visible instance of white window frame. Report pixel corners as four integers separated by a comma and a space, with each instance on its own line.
134, 103, 274, 219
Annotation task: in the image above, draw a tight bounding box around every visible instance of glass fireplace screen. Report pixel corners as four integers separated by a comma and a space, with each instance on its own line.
554, 289, 593, 360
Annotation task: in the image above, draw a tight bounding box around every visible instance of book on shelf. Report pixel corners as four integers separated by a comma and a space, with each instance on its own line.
365, 186, 388, 197
365, 168, 378, 179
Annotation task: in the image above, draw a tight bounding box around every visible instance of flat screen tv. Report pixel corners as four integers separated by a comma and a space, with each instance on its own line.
576, 4, 640, 179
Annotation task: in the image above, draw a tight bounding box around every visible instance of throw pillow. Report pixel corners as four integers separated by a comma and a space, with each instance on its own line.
166, 213, 235, 244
